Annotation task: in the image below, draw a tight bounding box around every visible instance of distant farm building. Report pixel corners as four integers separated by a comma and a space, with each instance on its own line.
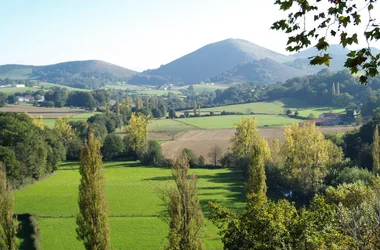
13, 84, 25, 88
301, 113, 344, 126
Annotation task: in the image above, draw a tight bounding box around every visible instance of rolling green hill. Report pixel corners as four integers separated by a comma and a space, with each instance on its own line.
208, 58, 306, 84
0, 60, 136, 79
0, 60, 137, 89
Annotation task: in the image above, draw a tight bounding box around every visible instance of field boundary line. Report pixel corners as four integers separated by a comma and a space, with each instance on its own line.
173, 119, 202, 130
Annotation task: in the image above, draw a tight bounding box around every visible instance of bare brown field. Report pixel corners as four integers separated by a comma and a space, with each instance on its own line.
0, 105, 85, 118
162, 126, 357, 162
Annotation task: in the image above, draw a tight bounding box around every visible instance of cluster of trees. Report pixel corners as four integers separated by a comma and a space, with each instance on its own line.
0, 113, 67, 187
206, 117, 380, 249
41, 88, 111, 109
264, 70, 380, 115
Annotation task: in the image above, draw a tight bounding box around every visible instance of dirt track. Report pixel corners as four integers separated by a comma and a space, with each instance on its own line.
162, 126, 357, 162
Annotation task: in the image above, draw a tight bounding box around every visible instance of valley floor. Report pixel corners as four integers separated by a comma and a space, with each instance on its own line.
14, 161, 245, 249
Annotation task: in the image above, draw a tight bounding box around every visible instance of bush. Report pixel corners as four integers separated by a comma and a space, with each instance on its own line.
101, 134, 125, 160
140, 140, 164, 165
182, 148, 198, 168
66, 138, 82, 160
198, 155, 205, 168
325, 162, 375, 187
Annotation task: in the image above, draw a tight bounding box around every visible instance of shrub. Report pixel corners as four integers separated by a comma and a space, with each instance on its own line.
101, 134, 125, 160
140, 140, 164, 166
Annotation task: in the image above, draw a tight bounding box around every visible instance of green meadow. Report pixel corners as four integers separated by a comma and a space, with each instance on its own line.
179, 98, 344, 119
148, 119, 198, 132
14, 161, 245, 249
152, 115, 300, 130
184, 84, 229, 93
0, 82, 90, 94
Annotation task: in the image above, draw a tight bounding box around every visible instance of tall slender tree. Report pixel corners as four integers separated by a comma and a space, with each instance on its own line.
0, 164, 17, 250
143, 95, 149, 107
124, 113, 149, 157
164, 151, 204, 250
332, 82, 336, 96
336, 82, 340, 96
115, 96, 122, 130
246, 144, 267, 201
135, 95, 143, 110
115, 96, 120, 116
373, 125, 380, 174
193, 100, 197, 116
76, 133, 110, 250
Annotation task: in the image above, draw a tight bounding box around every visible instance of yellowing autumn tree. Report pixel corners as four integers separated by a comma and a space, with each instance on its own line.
32, 115, 44, 130
76, 133, 110, 250
124, 112, 149, 157
0, 165, 17, 250
54, 116, 74, 146
282, 122, 343, 199
230, 117, 271, 161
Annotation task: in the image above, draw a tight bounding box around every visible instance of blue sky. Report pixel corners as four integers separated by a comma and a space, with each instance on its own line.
1, 0, 379, 71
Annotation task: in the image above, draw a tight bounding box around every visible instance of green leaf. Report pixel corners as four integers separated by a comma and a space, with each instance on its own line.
310, 54, 332, 66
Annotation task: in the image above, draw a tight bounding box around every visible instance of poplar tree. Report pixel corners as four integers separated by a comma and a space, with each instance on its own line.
193, 100, 197, 116
151, 95, 157, 109
230, 118, 271, 160
115, 96, 120, 116
0, 165, 17, 250
332, 82, 336, 96
115, 96, 121, 129
143, 95, 149, 107
76, 133, 110, 250
164, 151, 204, 250
336, 82, 340, 96
124, 113, 149, 156
246, 144, 267, 201
135, 95, 143, 110
373, 125, 380, 174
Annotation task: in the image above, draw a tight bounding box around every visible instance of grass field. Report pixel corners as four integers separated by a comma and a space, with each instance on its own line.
103, 84, 182, 96
134, 89, 181, 96
102, 84, 145, 90
39, 82, 90, 92
180, 84, 229, 93
154, 115, 300, 130
43, 112, 98, 128
297, 107, 345, 118
14, 161, 245, 249
179, 98, 344, 119
0, 104, 98, 128
148, 119, 198, 132
0, 82, 89, 94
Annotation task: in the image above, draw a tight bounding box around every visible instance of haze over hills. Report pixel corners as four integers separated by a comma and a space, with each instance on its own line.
128, 38, 293, 85
1, 39, 379, 88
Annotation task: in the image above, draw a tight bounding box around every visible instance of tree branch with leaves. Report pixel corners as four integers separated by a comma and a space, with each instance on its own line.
272, 0, 380, 83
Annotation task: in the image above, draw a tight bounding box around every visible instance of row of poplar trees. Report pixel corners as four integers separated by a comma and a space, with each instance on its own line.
75, 112, 204, 250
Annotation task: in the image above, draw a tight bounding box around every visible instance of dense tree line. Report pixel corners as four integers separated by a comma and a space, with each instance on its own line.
0, 113, 66, 187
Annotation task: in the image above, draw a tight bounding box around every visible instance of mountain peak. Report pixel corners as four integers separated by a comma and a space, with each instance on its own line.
129, 38, 290, 85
